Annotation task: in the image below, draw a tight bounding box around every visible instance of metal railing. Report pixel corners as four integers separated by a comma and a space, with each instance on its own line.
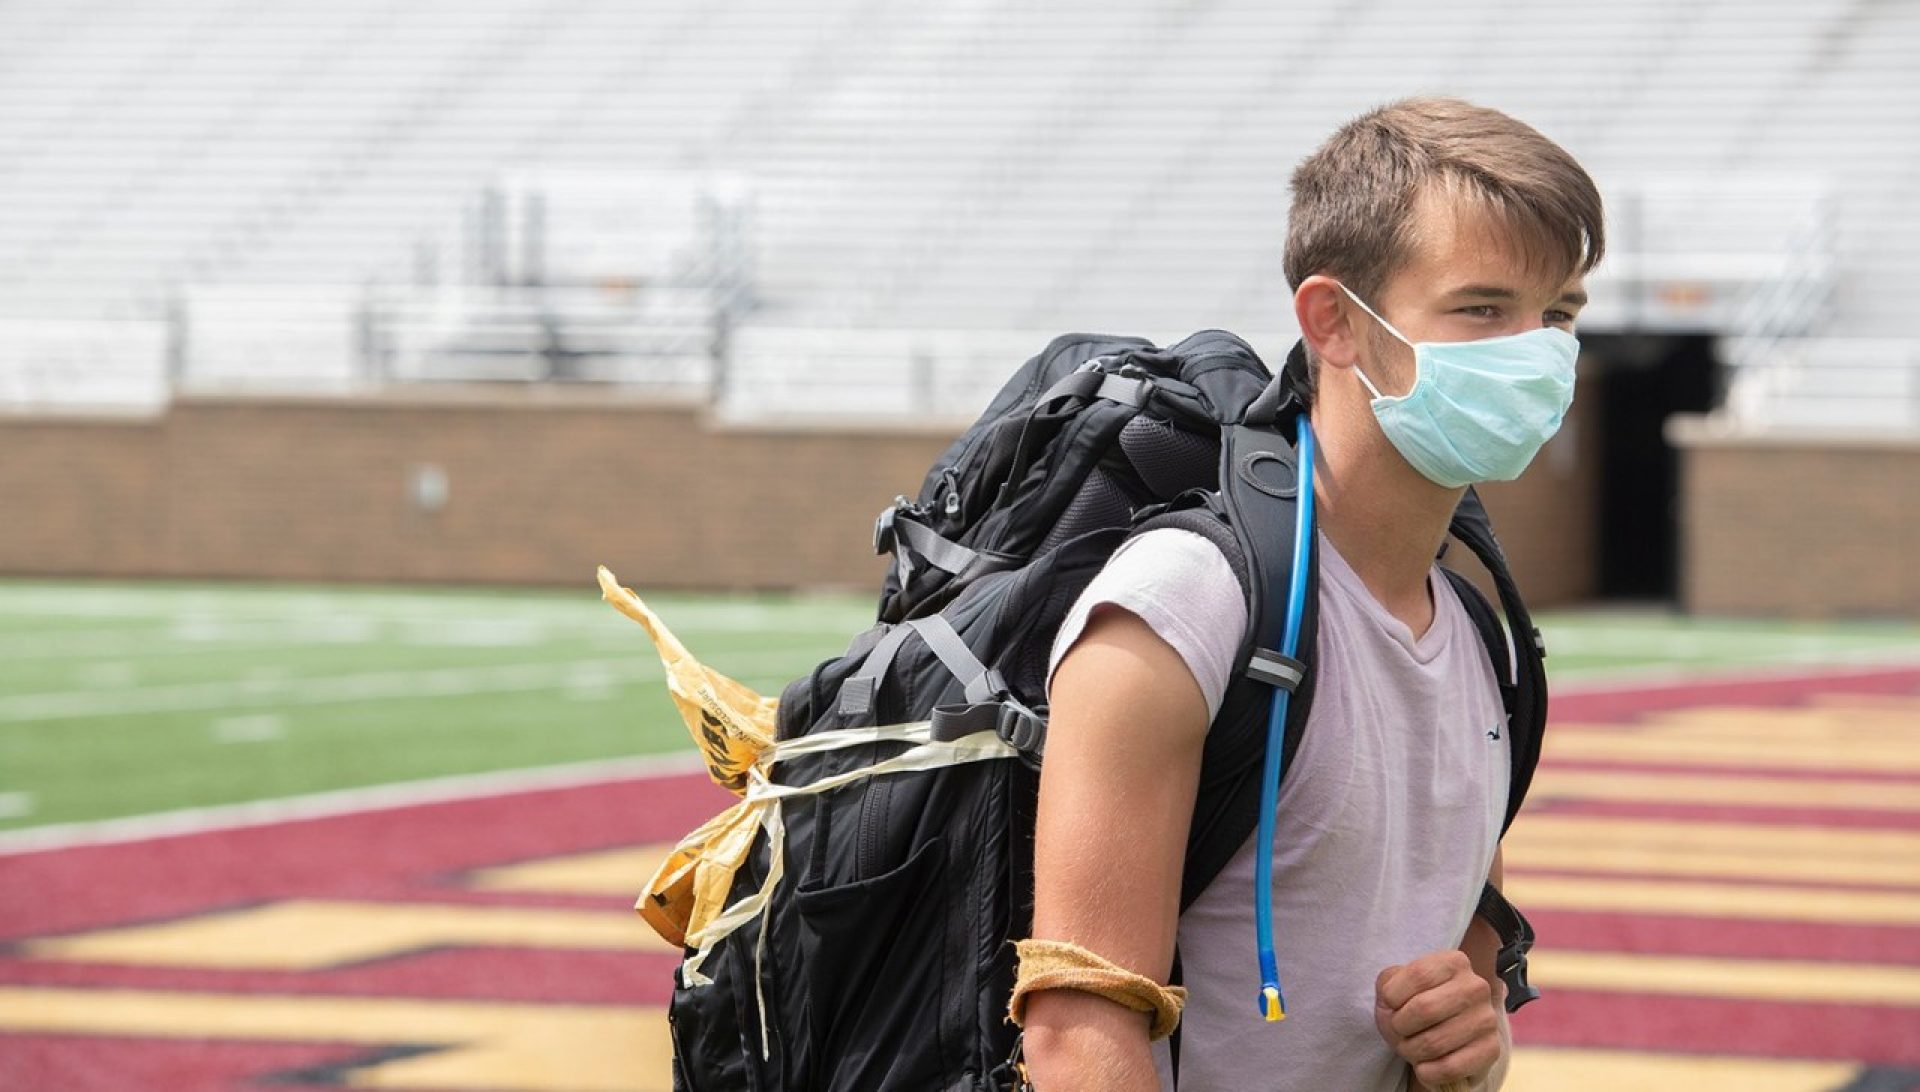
714, 326, 1300, 424
1720, 338, 1920, 434
4, 168, 1915, 436
1586, 174, 1837, 335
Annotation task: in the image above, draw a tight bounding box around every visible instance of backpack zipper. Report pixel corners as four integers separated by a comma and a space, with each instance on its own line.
858, 773, 890, 881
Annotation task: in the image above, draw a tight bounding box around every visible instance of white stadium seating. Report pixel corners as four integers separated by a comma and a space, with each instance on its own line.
0, 0, 1913, 425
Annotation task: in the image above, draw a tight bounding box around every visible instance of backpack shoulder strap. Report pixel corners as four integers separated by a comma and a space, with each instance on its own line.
1139, 414, 1320, 912
1440, 569, 1525, 824
1444, 487, 1549, 834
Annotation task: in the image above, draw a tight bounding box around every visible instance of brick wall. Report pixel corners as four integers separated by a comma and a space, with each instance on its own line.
0, 387, 1599, 605
1671, 417, 1920, 618
152, 389, 964, 591
1466, 371, 1604, 607
0, 416, 166, 578
0, 389, 958, 592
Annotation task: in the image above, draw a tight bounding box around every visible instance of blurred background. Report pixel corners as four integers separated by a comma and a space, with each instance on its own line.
0, 1, 1917, 1089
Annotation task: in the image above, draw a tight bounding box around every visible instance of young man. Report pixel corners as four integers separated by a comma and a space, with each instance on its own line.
1017, 97, 1604, 1091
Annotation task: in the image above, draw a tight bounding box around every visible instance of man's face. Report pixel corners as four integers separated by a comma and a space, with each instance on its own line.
1355, 187, 1588, 396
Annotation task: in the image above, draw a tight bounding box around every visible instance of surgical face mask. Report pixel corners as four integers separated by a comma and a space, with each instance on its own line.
1338, 283, 1579, 488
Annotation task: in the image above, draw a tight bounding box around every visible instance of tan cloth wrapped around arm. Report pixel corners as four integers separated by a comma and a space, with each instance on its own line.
1007, 938, 1188, 1042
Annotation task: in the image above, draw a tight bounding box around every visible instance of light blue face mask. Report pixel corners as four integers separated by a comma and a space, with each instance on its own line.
1338, 283, 1580, 489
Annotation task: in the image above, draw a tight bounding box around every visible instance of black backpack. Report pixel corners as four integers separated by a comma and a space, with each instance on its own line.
664, 332, 1546, 1092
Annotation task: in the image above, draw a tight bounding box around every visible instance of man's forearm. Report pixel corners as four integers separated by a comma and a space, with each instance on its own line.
1020, 990, 1163, 1092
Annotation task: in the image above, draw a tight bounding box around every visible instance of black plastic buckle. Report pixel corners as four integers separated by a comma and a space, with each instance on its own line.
1498, 936, 1541, 1012
1477, 882, 1541, 1012
995, 700, 1047, 762
997, 1030, 1035, 1092
872, 497, 909, 556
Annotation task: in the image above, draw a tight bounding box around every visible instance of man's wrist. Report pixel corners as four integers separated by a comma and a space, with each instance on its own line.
1020, 990, 1162, 1092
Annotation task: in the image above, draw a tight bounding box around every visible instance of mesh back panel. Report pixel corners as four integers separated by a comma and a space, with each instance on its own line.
1036, 467, 1134, 557
1014, 565, 1098, 699
1119, 416, 1218, 498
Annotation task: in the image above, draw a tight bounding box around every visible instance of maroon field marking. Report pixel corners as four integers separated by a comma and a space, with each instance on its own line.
0, 662, 1912, 1087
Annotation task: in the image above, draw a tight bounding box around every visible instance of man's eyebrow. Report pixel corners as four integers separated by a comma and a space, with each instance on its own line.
1446, 284, 1520, 301
1444, 284, 1588, 307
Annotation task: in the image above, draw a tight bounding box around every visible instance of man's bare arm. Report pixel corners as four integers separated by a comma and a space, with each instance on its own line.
1019, 605, 1211, 1092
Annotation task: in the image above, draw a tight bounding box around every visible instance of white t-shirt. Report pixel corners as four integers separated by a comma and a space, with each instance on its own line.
1046, 527, 1509, 1092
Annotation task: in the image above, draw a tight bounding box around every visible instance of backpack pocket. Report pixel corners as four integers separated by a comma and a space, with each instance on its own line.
669, 954, 758, 1092
795, 833, 951, 1091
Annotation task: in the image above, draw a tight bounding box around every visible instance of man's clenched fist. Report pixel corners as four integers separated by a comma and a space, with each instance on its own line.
1373, 949, 1506, 1090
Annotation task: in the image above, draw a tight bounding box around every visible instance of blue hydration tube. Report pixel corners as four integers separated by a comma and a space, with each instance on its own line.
1255, 415, 1315, 1022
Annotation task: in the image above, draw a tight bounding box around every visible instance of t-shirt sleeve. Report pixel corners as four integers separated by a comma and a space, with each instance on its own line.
1045, 528, 1248, 721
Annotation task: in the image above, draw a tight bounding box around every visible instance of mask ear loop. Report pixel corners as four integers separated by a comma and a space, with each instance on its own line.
1336, 282, 1415, 346
1335, 283, 1412, 402
1352, 364, 1388, 401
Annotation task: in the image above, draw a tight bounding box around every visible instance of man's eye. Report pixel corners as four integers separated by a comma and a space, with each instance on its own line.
1457, 305, 1500, 318
1545, 310, 1577, 324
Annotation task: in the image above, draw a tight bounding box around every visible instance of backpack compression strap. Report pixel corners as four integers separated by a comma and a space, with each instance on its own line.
837, 614, 1049, 759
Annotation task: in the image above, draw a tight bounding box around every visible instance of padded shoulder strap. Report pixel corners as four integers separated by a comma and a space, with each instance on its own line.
1445, 488, 1548, 834
1126, 494, 1248, 593
1241, 341, 1310, 428
1441, 568, 1527, 831
1168, 419, 1321, 911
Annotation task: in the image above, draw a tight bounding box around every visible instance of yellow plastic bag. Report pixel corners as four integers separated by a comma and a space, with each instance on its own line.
597, 566, 776, 948
635, 795, 766, 950
599, 566, 1019, 994
598, 566, 776, 795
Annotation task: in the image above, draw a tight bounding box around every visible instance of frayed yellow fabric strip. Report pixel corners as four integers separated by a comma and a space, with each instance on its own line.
1008, 939, 1188, 1041
597, 565, 775, 797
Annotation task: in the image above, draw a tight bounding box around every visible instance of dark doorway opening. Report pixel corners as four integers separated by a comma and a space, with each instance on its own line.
1588, 334, 1720, 601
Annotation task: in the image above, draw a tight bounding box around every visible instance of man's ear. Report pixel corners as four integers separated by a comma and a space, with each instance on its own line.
1294, 275, 1362, 371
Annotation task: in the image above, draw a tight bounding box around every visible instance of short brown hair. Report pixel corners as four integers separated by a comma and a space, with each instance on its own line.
1283, 97, 1605, 393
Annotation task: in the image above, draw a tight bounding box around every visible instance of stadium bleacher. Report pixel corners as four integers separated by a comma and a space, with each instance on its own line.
0, 0, 1913, 425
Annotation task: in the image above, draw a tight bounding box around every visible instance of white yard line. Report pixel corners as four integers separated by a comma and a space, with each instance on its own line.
0, 627, 400, 661
0, 659, 648, 722
0, 751, 707, 856
1543, 628, 1920, 659
0, 622, 848, 661
1553, 649, 1920, 693
211, 713, 288, 743
0, 586, 603, 620
0, 587, 869, 631
0, 623, 861, 666
0, 649, 821, 723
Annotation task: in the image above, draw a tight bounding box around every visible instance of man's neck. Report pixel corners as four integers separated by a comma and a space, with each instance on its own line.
1307, 403, 1463, 640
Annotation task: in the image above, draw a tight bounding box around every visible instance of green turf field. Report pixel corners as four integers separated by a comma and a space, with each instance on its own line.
2, 578, 1917, 833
